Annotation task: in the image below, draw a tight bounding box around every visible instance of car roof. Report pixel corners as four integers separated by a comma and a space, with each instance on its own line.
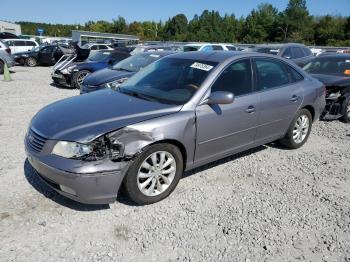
255, 43, 307, 48
166, 51, 245, 63
140, 50, 175, 56
3, 38, 35, 41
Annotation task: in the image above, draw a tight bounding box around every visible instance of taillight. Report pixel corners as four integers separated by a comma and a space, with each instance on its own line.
5, 48, 11, 55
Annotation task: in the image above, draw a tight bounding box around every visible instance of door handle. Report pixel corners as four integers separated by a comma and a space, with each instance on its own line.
290, 95, 298, 102
245, 106, 255, 113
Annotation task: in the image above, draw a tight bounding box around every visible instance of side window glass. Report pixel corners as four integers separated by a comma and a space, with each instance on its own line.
212, 45, 224, 50
15, 41, 26, 46
255, 59, 290, 90
91, 45, 98, 50
99, 45, 108, 50
26, 41, 36, 46
303, 48, 312, 56
211, 59, 253, 96
289, 66, 304, 82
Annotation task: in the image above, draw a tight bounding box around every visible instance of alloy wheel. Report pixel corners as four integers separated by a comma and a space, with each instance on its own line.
137, 151, 177, 197
292, 115, 310, 144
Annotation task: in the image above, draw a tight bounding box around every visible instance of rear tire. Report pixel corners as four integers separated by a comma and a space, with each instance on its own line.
73, 70, 90, 89
25, 57, 37, 67
340, 94, 350, 123
0, 60, 4, 74
124, 143, 183, 205
279, 109, 312, 149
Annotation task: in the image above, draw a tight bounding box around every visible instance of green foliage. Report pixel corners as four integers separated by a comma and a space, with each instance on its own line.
17, 0, 350, 46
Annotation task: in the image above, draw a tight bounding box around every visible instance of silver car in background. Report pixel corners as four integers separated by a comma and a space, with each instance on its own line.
25, 51, 325, 205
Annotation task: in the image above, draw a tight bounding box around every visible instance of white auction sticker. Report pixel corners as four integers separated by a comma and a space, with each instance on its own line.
150, 54, 160, 58
190, 62, 213, 71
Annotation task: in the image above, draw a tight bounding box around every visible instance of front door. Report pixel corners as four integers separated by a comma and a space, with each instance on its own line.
195, 59, 260, 165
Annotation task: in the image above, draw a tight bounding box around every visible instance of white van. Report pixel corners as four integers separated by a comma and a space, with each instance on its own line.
3, 39, 39, 54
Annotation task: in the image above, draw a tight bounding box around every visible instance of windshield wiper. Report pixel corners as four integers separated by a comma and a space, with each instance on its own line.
119, 89, 157, 102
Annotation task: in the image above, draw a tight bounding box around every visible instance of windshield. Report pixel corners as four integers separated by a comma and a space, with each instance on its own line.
303, 57, 350, 76
88, 51, 111, 62
113, 53, 163, 72
183, 46, 201, 52
119, 57, 218, 105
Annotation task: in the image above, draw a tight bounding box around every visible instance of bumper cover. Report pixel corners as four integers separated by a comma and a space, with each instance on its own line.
26, 145, 129, 204
51, 71, 74, 87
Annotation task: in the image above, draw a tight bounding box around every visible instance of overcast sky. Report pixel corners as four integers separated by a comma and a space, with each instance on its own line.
1, 0, 349, 24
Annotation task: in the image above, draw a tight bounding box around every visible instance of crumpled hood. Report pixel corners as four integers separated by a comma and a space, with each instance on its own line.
84, 68, 134, 86
310, 74, 350, 87
30, 89, 182, 143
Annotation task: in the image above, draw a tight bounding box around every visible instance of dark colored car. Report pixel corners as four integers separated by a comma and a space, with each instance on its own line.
52, 50, 130, 88
13, 45, 64, 67
250, 43, 314, 67
303, 54, 350, 122
0, 32, 18, 39
25, 51, 325, 205
81, 51, 174, 94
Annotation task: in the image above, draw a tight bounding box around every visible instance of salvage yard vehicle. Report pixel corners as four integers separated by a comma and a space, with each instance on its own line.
80, 51, 174, 94
2, 39, 39, 54
52, 49, 130, 89
25, 51, 325, 205
183, 43, 239, 52
303, 54, 350, 123
81, 43, 114, 56
249, 43, 314, 67
13, 45, 64, 67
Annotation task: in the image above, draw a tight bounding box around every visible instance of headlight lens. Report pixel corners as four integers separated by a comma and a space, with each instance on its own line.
52, 141, 93, 158
105, 78, 129, 89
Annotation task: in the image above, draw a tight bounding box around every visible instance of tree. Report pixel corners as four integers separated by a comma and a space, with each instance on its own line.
279, 0, 313, 43
163, 14, 188, 41
314, 15, 346, 45
241, 3, 279, 43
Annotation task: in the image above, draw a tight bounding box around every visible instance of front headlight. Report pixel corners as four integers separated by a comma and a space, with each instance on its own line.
105, 78, 129, 89
52, 141, 93, 159
51, 135, 124, 161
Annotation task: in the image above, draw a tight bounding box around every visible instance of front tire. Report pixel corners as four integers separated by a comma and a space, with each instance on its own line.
124, 143, 183, 205
341, 94, 350, 123
73, 70, 90, 89
279, 109, 312, 149
25, 57, 37, 67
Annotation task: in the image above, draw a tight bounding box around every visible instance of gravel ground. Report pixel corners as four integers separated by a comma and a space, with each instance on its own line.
0, 66, 350, 262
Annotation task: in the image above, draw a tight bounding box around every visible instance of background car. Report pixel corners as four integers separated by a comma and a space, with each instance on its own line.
130, 44, 174, 55
81, 51, 174, 94
183, 43, 239, 52
81, 43, 114, 56
13, 44, 64, 67
0, 49, 15, 74
248, 43, 314, 67
52, 49, 130, 88
26, 51, 325, 205
2, 39, 39, 54
303, 54, 350, 122
0, 32, 18, 39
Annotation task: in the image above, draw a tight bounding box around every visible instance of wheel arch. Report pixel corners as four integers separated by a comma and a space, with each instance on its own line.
302, 105, 315, 122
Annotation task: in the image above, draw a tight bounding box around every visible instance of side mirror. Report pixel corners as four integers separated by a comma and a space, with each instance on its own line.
200, 91, 234, 105
283, 55, 291, 59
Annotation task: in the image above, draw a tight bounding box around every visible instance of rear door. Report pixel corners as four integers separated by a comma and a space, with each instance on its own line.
195, 59, 260, 164
253, 57, 304, 144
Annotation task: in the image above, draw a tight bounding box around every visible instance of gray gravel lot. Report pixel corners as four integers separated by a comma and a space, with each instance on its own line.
0, 66, 350, 262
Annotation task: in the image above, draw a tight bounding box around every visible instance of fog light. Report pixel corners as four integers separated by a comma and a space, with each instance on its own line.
60, 185, 76, 195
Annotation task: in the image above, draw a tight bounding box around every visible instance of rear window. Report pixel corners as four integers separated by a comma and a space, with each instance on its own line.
183, 46, 201, 52
303, 47, 312, 56
291, 47, 305, 59
255, 47, 281, 55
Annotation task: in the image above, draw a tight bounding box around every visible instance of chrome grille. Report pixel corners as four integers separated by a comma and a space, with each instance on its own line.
27, 129, 47, 153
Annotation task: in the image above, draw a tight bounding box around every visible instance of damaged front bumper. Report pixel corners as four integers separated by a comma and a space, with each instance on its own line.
51, 71, 74, 87
25, 143, 130, 204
